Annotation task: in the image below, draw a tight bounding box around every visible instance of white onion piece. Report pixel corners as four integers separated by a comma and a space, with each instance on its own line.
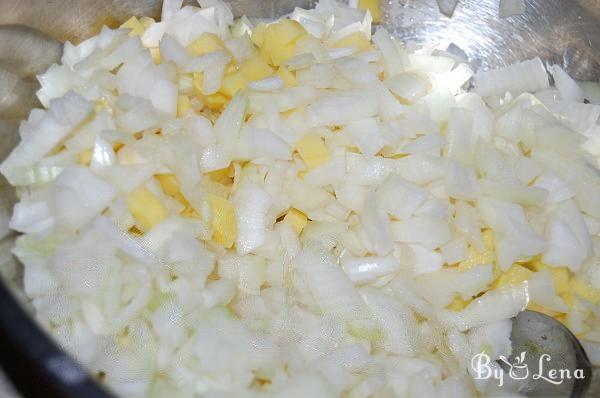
296, 243, 376, 334
528, 270, 568, 313
533, 171, 574, 203
481, 180, 548, 205
405, 243, 445, 274
159, 35, 191, 66
477, 197, 546, 270
391, 216, 452, 249
234, 182, 273, 254
474, 57, 549, 98
345, 118, 384, 156
341, 255, 399, 285
360, 192, 394, 256
305, 155, 346, 187
0, 91, 93, 184
215, 91, 247, 150
224, 36, 253, 63
306, 89, 378, 126
10, 199, 55, 235
360, 287, 420, 355
438, 283, 529, 331
116, 99, 160, 133
372, 28, 406, 77
440, 237, 468, 265
90, 137, 117, 172
385, 72, 430, 103
416, 264, 494, 308
376, 174, 429, 220
445, 160, 481, 200
395, 154, 445, 185
161, 0, 183, 21
236, 126, 292, 161
141, 22, 166, 48
467, 319, 513, 360
167, 7, 220, 46
247, 76, 284, 92
48, 166, 116, 231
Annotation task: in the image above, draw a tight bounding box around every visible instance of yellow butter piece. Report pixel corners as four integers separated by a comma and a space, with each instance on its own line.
482, 229, 495, 250
187, 33, 224, 56
78, 149, 93, 165
284, 208, 308, 235
458, 230, 496, 270
177, 95, 191, 117
155, 174, 180, 196
126, 187, 168, 232
139, 16, 155, 29
120, 16, 145, 37
296, 133, 330, 170
205, 93, 229, 110
447, 296, 471, 311
458, 246, 495, 270
492, 264, 532, 289
332, 32, 372, 52
220, 72, 248, 97
207, 165, 235, 183
268, 19, 306, 44
239, 55, 274, 81
549, 267, 570, 294
561, 292, 576, 308
181, 205, 200, 219
193, 72, 204, 98
251, 22, 267, 47
261, 20, 306, 66
262, 41, 295, 68
555, 314, 568, 326
209, 194, 236, 248
358, 0, 382, 23
527, 302, 560, 318
570, 278, 600, 304
276, 65, 297, 87
150, 48, 162, 64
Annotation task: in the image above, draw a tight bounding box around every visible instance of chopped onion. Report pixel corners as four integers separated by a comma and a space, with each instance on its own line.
551, 64, 584, 103
473, 57, 549, 98
341, 255, 399, 285
2, 1, 599, 395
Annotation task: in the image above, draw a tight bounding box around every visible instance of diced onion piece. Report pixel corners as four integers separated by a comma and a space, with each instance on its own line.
473, 57, 549, 98
550, 64, 584, 103
341, 255, 399, 285
385, 72, 430, 104
438, 283, 529, 331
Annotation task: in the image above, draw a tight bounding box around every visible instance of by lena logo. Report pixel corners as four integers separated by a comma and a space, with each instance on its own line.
471, 351, 586, 387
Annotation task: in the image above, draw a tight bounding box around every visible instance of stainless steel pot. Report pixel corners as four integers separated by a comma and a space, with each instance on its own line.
0, 1, 598, 397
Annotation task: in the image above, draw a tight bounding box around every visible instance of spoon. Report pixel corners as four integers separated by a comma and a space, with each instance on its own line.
506, 310, 593, 397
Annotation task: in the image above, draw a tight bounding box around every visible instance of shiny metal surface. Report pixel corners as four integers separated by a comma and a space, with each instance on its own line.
382, 0, 600, 81
0, 0, 598, 79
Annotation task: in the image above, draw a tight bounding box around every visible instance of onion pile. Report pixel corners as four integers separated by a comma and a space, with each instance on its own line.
2, 0, 600, 397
